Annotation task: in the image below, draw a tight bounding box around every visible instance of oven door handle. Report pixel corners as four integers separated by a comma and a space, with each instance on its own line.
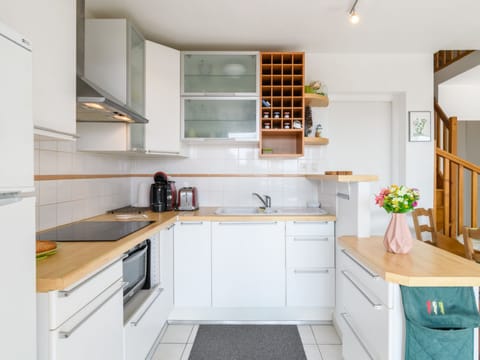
123, 245, 148, 264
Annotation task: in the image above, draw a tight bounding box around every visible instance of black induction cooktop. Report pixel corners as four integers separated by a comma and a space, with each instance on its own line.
36, 221, 154, 242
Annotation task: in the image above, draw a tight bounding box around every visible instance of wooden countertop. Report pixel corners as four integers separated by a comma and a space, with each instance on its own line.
339, 236, 480, 286
36, 208, 334, 292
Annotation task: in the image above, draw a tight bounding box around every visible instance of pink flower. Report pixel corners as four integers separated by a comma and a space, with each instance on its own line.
412, 201, 418, 207
375, 194, 384, 206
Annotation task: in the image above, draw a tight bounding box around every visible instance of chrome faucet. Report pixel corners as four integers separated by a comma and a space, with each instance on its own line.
252, 192, 271, 208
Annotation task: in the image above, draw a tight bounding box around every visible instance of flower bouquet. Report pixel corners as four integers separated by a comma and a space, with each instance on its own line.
375, 185, 420, 254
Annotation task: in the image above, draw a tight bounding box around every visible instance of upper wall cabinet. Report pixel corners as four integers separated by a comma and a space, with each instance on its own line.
85, 19, 145, 115
181, 52, 259, 141
141, 40, 184, 155
0, 0, 77, 140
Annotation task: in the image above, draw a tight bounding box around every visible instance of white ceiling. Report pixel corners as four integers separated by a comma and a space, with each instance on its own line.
85, 0, 480, 53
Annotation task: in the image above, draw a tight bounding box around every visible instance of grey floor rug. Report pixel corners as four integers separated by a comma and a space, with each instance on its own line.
188, 324, 307, 360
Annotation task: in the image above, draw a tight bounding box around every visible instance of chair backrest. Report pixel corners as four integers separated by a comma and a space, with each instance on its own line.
462, 227, 480, 261
412, 208, 437, 244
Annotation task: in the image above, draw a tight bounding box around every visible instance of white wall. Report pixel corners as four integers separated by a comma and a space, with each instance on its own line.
439, 84, 480, 120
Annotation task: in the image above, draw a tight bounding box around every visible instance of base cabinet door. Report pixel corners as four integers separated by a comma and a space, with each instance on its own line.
51, 281, 124, 360
174, 221, 211, 306
212, 221, 285, 307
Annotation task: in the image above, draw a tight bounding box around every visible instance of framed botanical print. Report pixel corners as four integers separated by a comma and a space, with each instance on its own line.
409, 111, 431, 142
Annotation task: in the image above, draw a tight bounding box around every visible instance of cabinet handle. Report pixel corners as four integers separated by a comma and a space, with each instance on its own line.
218, 221, 277, 225
341, 249, 380, 280
340, 313, 375, 360
179, 221, 203, 225
130, 288, 164, 327
293, 237, 329, 242
167, 223, 175, 230
58, 258, 122, 298
341, 270, 383, 309
58, 279, 123, 339
293, 221, 328, 224
294, 268, 329, 274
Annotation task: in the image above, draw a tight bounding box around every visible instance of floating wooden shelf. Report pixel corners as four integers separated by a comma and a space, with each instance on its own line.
305, 174, 379, 182
304, 137, 329, 145
304, 93, 329, 107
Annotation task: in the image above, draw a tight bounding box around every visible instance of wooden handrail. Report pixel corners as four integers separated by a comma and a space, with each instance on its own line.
436, 149, 480, 174
434, 101, 451, 127
436, 147, 480, 237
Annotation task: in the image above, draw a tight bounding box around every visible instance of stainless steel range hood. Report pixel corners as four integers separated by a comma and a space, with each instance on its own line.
76, 0, 148, 124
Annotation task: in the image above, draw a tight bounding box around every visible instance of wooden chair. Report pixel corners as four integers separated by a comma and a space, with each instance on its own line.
462, 227, 480, 262
412, 208, 437, 244
412, 208, 466, 258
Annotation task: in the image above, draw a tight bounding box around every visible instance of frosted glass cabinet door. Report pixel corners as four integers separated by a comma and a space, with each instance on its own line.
183, 97, 258, 140
182, 52, 258, 94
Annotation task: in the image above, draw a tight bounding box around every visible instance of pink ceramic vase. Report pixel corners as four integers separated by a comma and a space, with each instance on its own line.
383, 213, 413, 254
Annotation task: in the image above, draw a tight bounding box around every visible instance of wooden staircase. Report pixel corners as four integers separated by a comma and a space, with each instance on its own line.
434, 50, 475, 72
434, 100, 480, 237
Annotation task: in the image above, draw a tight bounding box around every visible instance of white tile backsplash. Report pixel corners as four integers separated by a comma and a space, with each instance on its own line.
36, 140, 328, 230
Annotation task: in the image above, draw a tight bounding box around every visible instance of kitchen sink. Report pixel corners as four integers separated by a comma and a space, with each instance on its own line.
214, 207, 327, 216
214, 207, 278, 215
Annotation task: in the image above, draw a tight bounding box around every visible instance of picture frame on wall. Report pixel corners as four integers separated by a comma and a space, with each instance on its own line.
409, 111, 431, 142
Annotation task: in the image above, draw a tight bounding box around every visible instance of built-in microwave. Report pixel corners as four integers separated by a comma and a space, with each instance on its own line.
123, 237, 160, 304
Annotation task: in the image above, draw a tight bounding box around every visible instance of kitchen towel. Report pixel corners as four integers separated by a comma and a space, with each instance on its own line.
188, 324, 306, 360
400, 286, 480, 360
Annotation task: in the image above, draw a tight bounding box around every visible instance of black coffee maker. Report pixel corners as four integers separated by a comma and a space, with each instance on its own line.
150, 172, 168, 212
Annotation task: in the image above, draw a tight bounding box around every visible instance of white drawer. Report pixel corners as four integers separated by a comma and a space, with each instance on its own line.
287, 235, 334, 268
340, 249, 392, 308
341, 312, 375, 360
48, 258, 123, 329
342, 269, 389, 359
286, 267, 335, 307
286, 221, 334, 236
124, 287, 170, 360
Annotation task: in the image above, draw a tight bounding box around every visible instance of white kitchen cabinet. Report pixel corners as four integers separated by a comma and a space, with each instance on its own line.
37, 259, 124, 360
337, 246, 404, 360
286, 221, 335, 307
174, 221, 211, 306
211, 221, 285, 307
141, 40, 184, 154
85, 18, 145, 115
0, 0, 76, 140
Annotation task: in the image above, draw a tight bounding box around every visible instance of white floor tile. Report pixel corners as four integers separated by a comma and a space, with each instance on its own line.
318, 345, 343, 360
187, 325, 199, 344
152, 343, 185, 360
303, 344, 323, 360
161, 324, 194, 344
297, 325, 316, 345
181, 344, 193, 360
311, 325, 342, 345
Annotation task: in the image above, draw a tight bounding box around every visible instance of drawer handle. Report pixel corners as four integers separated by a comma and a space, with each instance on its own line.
130, 287, 164, 327
294, 268, 329, 274
167, 223, 175, 230
340, 313, 375, 360
179, 221, 203, 225
218, 221, 277, 225
293, 221, 328, 224
342, 270, 383, 310
293, 237, 329, 242
341, 249, 379, 280
58, 258, 122, 298
58, 279, 123, 339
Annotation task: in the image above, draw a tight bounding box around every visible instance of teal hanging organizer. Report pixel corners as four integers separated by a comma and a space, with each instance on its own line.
400, 286, 480, 360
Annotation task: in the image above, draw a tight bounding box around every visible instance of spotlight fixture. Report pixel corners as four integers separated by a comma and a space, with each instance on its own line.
349, 0, 360, 24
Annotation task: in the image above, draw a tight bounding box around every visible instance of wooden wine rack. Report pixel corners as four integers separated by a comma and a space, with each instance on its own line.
259, 52, 305, 157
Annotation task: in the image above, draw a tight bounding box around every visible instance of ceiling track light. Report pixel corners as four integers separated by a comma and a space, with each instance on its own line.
349, 0, 360, 24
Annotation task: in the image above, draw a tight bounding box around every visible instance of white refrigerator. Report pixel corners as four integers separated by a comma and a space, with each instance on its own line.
0, 21, 36, 359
